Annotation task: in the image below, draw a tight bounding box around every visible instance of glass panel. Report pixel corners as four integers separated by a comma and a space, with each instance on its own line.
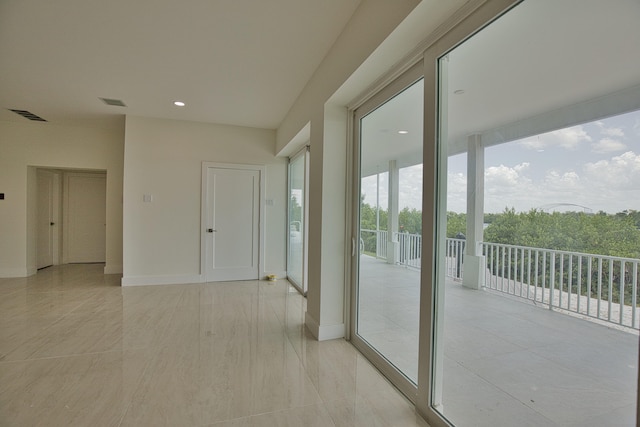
287, 151, 306, 291
357, 78, 423, 383
434, 1, 640, 425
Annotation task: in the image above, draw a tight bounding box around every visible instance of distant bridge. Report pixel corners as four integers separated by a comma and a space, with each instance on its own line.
537, 203, 593, 213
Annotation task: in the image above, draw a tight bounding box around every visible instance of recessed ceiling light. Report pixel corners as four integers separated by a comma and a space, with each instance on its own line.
454, 89, 465, 95
398, 130, 409, 134
173, 101, 185, 107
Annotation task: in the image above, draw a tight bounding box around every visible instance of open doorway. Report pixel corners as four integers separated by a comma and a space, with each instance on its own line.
34, 168, 107, 271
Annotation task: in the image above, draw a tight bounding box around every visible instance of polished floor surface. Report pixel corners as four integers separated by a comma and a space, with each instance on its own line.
0, 264, 428, 427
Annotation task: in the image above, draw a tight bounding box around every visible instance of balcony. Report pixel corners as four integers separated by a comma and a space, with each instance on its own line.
357, 232, 639, 426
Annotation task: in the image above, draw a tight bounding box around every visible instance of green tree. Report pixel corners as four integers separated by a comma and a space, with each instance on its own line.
399, 207, 422, 235
446, 212, 466, 237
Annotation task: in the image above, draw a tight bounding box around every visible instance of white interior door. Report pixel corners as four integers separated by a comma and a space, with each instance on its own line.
64, 172, 106, 263
204, 165, 261, 281
37, 170, 54, 269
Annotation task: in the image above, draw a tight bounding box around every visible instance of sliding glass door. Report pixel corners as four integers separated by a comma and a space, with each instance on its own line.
430, 1, 640, 424
352, 65, 423, 398
349, 1, 640, 426
287, 147, 308, 294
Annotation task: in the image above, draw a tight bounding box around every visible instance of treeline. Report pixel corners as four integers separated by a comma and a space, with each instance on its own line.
361, 201, 640, 259
457, 208, 640, 259
360, 203, 422, 234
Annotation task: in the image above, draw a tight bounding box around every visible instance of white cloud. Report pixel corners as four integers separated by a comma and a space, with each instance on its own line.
584, 151, 640, 190
519, 126, 592, 150
596, 121, 625, 137
544, 170, 581, 190
485, 163, 531, 189
634, 118, 640, 137
591, 137, 627, 153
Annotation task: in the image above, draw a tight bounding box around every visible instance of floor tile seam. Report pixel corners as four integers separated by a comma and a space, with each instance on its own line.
501, 344, 636, 392
451, 359, 557, 425
282, 323, 326, 403
115, 344, 158, 427
0, 346, 152, 365
572, 400, 639, 424
445, 345, 527, 366
363, 312, 418, 336
454, 319, 532, 351
194, 403, 337, 427
317, 353, 419, 425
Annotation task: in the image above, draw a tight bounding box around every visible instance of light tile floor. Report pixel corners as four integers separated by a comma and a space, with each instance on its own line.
0, 264, 428, 427
358, 255, 639, 426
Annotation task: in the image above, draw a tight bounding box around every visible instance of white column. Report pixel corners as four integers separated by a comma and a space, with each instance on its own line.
305, 104, 347, 341
386, 160, 399, 265
462, 134, 486, 289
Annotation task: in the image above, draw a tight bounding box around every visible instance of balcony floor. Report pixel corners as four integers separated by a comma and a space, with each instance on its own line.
357, 255, 639, 426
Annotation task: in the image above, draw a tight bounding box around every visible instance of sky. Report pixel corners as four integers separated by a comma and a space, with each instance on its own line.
362, 109, 640, 214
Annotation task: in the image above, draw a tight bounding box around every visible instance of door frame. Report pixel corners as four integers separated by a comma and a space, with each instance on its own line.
36, 169, 61, 269
62, 171, 107, 264
287, 145, 309, 295
349, 62, 424, 403
200, 162, 266, 282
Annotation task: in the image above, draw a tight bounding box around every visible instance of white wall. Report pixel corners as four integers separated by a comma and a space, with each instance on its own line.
278, 0, 421, 339
122, 116, 285, 285
0, 119, 124, 277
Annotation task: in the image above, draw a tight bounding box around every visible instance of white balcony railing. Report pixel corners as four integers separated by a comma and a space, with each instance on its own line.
360, 229, 388, 259
481, 242, 640, 330
360, 229, 640, 330
396, 232, 422, 269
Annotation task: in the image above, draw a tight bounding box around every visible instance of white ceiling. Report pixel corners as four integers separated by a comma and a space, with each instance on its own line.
0, 0, 361, 129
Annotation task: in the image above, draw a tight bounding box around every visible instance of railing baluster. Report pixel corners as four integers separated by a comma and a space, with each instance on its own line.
620, 261, 625, 326
587, 256, 592, 317
597, 258, 603, 319
507, 246, 512, 294
542, 252, 547, 304
608, 258, 613, 322
520, 248, 525, 297
500, 248, 506, 292
488, 244, 493, 289
633, 262, 638, 329
493, 245, 500, 290
568, 255, 573, 311
550, 252, 555, 310
527, 249, 532, 300
534, 250, 539, 302
577, 255, 582, 314
559, 253, 563, 309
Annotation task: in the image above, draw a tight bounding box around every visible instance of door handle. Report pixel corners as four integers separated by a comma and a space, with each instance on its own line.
207, 228, 217, 233
50, 222, 55, 226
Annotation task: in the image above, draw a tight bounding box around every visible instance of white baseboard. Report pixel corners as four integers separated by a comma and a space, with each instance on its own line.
0, 267, 32, 278
121, 274, 203, 286
104, 264, 123, 275
305, 312, 345, 341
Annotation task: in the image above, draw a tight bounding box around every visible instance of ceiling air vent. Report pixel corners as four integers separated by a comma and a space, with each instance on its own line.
9, 109, 47, 122
99, 97, 126, 107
